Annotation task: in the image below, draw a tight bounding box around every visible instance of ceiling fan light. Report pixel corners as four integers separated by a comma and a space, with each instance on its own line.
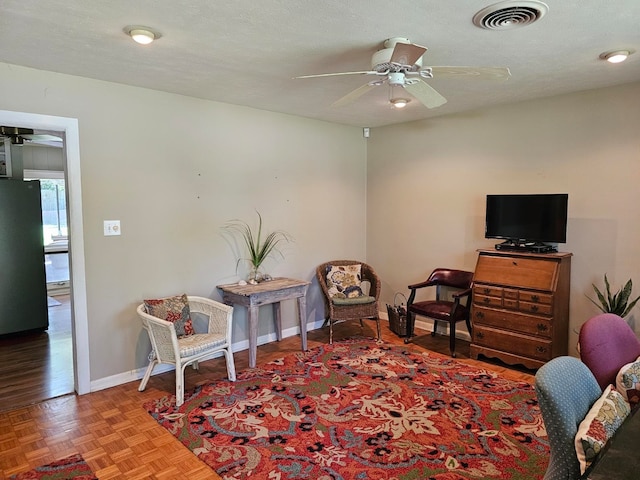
124, 26, 161, 45
390, 98, 410, 108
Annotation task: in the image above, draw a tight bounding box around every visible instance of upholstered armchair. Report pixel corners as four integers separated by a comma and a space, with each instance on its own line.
578, 313, 640, 391
534, 356, 603, 480
316, 260, 381, 344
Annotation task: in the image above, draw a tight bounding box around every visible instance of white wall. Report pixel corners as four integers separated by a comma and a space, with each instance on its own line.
367, 81, 640, 353
2, 59, 639, 386
0, 62, 368, 383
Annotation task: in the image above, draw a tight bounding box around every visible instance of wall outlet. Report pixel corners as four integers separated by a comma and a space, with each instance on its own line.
103, 220, 121, 236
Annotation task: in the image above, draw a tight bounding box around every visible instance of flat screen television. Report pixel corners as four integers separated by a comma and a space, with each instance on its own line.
485, 194, 568, 250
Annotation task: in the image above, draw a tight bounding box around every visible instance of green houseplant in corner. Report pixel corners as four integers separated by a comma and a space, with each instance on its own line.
223, 211, 292, 284
586, 274, 640, 319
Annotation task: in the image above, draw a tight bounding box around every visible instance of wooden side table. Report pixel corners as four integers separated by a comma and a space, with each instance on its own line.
217, 277, 310, 368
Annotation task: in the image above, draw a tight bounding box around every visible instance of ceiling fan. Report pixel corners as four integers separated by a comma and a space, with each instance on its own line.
295, 37, 511, 109
0, 126, 63, 148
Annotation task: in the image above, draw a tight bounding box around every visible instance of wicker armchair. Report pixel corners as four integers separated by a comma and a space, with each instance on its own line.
137, 296, 236, 406
316, 260, 381, 344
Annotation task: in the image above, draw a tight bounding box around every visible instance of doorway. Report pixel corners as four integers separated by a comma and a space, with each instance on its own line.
0, 132, 74, 409
0, 109, 90, 397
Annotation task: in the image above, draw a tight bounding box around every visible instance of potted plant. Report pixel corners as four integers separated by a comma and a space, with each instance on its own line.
223, 211, 292, 284
586, 274, 640, 319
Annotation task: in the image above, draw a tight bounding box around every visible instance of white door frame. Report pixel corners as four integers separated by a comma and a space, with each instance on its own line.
0, 109, 90, 394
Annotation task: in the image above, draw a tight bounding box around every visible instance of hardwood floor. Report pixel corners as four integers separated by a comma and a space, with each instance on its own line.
0, 317, 535, 479
0, 295, 74, 411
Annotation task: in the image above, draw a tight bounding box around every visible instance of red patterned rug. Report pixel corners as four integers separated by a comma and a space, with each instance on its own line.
144, 339, 549, 479
9, 453, 96, 479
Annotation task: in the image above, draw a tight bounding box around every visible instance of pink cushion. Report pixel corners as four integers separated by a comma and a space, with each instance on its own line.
579, 313, 640, 390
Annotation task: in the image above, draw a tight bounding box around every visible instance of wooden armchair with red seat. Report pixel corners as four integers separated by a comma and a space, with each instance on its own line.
404, 268, 474, 357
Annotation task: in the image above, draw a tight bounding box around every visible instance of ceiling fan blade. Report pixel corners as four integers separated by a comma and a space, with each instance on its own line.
331, 82, 378, 108
19, 134, 64, 148
295, 70, 378, 79
430, 66, 511, 81
404, 79, 447, 109
390, 42, 427, 67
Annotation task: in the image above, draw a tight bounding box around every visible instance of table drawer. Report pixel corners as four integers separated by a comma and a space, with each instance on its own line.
473, 325, 553, 361
472, 306, 552, 338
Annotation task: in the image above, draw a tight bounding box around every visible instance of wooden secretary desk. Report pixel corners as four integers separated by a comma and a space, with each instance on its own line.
470, 249, 572, 370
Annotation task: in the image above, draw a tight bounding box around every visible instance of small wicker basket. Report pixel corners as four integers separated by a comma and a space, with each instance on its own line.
387, 292, 409, 337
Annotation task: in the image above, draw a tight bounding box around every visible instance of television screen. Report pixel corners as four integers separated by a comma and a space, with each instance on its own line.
485, 194, 568, 244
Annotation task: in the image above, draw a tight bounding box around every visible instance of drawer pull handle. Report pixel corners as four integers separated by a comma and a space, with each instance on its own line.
531, 295, 540, 303
531, 305, 539, 312
537, 323, 548, 331
483, 297, 490, 304
483, 288, 490, 294
477, 331, 485, 339
475, 311, 485, 319
536, 346, 547, 353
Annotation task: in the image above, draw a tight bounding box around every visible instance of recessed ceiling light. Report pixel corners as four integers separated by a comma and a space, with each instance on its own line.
600, 50, 633, 64
124, 26, 161, 45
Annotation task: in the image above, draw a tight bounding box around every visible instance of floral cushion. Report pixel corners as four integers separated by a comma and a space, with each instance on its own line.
326, 264, 364, 299
615, 357, 640, 407
574, 385, 631, 474
144, 293, 195, 337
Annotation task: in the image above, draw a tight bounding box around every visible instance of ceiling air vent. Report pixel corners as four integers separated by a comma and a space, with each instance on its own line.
473, 1, 548, 30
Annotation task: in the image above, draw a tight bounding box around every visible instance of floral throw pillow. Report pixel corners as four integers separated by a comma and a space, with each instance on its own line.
574, 385, 631, 474
326, 264, 364, 299
615, 357, 640, 407
143, 293, 195, 337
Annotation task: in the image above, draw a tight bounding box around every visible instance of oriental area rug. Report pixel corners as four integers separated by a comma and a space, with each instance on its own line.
144, 339, 549, 480
9, 453, 97, 479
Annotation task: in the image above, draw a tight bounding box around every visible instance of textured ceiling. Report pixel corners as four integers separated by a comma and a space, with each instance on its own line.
1, 0, 639, 127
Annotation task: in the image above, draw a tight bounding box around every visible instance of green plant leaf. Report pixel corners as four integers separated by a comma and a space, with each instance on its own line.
604, 274, 614, 309
622, 294, 640, 318
222, 211, 292, 273
589, 283, 609, 312
587, 274, 639, 318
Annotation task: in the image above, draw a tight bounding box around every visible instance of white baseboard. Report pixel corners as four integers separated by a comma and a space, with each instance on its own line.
89, 318, 329, 393
89, 313, 470, 393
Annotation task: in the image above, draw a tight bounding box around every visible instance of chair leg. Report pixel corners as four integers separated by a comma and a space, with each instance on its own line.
138, 358, 158, 392
176, 363, 186, 407
432, 320, 439, 337
329, 319, 334, 344
404, 312, 414, 344
375, 317, 381, 342
465, 317, 473, 337
449, 322, 457, 358
223, 347, 237, 382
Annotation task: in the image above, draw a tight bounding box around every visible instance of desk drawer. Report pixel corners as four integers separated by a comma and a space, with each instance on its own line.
473, 325, 552, 361
473, 293, 503, 308
473, 306, 552, 338
519, 301, 553, 316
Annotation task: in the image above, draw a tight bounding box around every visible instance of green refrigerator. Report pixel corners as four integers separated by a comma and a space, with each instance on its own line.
0, 179, 49, 335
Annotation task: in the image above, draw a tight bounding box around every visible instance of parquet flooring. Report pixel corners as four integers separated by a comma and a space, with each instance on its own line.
0, 315, 534, 479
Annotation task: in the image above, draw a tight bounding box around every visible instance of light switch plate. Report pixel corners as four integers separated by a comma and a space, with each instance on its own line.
104, 220, 121, 236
